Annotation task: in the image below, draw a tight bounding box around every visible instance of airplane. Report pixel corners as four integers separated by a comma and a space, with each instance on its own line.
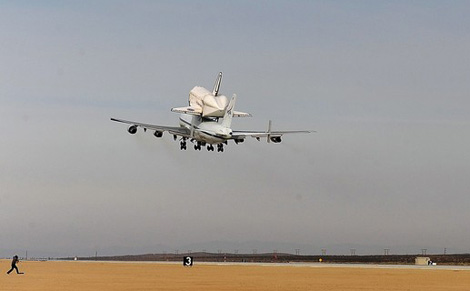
111, 72, 311, 152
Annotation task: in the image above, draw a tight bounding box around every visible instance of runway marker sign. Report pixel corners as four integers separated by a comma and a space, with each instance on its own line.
183, 256, 193, 267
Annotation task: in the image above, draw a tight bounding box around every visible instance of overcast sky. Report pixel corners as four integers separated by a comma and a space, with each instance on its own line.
1, 1, 470, 257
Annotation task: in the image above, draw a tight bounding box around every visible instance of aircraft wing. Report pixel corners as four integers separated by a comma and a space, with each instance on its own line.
110, 118, 191, 137
231, 120, 312, 143
231, 129, 311, 139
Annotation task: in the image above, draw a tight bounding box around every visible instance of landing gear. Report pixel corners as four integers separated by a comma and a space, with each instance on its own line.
180, 139, 187, 150
194, 141, 203, 151
177, 138, 224, 153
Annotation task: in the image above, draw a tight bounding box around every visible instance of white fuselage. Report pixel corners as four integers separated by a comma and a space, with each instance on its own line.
179, 114, 232, 144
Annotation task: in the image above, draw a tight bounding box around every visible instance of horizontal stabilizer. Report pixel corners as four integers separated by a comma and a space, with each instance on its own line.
233, 111, 252, 117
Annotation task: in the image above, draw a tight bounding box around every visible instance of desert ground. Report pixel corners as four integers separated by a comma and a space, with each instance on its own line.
2, 260, 470, 291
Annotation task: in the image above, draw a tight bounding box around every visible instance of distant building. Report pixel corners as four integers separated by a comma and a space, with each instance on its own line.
415, 257, 430, 265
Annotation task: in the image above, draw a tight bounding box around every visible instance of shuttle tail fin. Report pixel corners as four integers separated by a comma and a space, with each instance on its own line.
212, 72, 223, 96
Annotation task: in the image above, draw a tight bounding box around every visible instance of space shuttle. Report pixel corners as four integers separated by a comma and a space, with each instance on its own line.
171, 72, 251, 118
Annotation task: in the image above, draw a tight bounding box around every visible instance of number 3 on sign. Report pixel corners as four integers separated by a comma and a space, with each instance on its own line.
183, 256, 193, 266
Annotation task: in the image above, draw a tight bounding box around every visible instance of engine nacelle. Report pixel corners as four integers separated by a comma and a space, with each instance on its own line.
270, 136, 282, 143
234, 139, 244, 144
154, 131, 163, 138
128, 125, 138, 134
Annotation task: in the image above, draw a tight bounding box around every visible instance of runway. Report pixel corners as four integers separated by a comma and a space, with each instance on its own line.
203, 261, 470, 271
3, 260, 470, 291
62, 259, 470, 271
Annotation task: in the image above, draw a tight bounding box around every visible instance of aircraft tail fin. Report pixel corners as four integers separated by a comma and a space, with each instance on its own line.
212, 72, 223, 96
221, 94, 236, 128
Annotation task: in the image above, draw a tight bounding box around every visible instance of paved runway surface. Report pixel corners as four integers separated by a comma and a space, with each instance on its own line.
2, 260, 470, 290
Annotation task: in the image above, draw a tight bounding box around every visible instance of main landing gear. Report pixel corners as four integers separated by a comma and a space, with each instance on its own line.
179, 139, 224, 153
194, 141, 206, 151
205, 144, 223, 152
180, 138, 187, 150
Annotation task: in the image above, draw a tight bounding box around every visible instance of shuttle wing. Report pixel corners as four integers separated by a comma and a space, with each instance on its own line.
171, 107, 251, 118
110, 118, 191, 137
170, 106, 202, 116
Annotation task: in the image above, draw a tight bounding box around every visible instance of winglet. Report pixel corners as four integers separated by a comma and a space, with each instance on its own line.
267, 120, 272, 143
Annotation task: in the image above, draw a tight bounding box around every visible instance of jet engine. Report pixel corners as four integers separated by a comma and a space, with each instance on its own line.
270, 136, 282, 143
234, 139, 244, 144
154, 131, 163, 138
128, 125, 138, 134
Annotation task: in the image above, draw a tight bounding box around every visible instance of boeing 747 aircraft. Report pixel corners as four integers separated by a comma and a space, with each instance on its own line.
111, 73, 311, 152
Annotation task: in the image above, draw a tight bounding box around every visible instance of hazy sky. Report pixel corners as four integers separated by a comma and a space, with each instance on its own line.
1, 1, 470, 257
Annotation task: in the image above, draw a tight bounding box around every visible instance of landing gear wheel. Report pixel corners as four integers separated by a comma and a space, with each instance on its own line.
180, 141, 187, 150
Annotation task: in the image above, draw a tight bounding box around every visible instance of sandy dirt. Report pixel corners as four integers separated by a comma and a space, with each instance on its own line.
2, 260, 470, 291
